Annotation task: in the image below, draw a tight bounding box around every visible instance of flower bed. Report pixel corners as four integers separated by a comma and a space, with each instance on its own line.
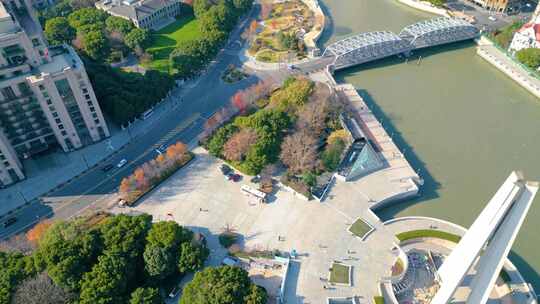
119, 142, 193, 205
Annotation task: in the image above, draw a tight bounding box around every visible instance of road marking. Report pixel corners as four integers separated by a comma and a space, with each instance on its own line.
47, 112, 203, 217
151, 113, 201, 149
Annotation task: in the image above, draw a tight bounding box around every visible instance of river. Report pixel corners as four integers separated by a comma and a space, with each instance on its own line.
319, 0, 540, 290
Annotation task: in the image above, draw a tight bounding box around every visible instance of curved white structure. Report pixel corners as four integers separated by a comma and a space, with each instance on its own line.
432, 171, 538, 304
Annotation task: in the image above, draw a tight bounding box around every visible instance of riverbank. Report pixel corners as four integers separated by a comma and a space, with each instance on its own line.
476, 36, 540, 99
395, 0, 448, 16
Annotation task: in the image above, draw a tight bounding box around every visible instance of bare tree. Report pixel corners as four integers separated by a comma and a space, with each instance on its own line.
297, 94, 329, 136
11, 272, 72, 304
222, 128, 258, 162
280, 130, 318, 174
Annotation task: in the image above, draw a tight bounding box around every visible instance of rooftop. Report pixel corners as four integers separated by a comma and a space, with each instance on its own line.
37, 46, 82, 75
97, 0, 179, 21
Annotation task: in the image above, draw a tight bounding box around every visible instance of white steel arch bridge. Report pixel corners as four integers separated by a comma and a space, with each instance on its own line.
323, 17, 479, 71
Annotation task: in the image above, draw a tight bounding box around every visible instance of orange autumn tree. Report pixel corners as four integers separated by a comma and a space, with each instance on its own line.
26, 220, 52, 245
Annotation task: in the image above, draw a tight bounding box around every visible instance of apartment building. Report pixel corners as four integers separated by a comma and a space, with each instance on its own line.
468, 0, 522, 13
0, 0, 109, 188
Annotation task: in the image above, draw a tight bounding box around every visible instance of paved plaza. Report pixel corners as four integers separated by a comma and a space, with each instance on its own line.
112, 147, 419, 302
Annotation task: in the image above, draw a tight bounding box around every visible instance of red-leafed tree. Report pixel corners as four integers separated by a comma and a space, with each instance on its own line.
222, 128, 258, 161
231, 91, 247, 113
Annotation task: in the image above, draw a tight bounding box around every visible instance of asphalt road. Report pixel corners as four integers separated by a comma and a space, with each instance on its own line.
0, 6, 285, 240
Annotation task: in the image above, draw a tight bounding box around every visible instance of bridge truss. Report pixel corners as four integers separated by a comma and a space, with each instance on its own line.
399, 17, 479, 49
322, 17, 480, 71
323, 31, 412, 70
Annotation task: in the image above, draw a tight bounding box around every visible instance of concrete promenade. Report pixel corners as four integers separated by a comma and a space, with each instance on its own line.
476, 37, 540, 99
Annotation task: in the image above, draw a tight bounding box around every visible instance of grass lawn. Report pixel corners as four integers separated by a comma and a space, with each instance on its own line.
329, 263, 350, 285
373, 296, 385, 304
349, 218, 372, 239
396, 229, 462, 243
144, 15, 201, 73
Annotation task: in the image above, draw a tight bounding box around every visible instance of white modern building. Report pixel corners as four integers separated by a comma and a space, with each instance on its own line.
432, 171, 538, 304
0, 0, 109, 188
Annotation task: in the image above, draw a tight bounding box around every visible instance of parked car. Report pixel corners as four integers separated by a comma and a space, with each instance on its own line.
101, 163, 114, 172
220, 164, 232, 175
250, 175, 261, 183
168, 286, 181, 298
117, 159, 128, 168
227, 173, 242, 182
3, 217, 17, 228
117, 198, 127, 207
221, 256, 239, 267
488, 16, 497, 22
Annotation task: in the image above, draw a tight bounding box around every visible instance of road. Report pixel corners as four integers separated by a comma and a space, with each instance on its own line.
0, 6, 288, 240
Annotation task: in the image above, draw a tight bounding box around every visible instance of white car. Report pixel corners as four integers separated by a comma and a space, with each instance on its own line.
117, 159, 127, 168
488, 16, 497, 22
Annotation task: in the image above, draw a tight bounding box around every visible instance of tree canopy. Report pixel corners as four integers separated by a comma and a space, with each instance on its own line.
179, 266, 267, 304
516, 47, 540, 69
44, 17, 76, 45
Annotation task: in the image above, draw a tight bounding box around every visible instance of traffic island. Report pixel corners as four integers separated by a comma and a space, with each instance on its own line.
348, 218, 374, 240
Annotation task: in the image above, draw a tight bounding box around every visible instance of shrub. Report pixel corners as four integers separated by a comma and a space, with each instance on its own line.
218, 233, 237, 248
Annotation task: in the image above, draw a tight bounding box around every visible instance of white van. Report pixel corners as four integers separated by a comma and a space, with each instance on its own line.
142, 109, 153, 120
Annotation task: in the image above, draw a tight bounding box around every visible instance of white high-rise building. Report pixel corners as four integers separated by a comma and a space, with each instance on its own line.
0, 0, 110, 188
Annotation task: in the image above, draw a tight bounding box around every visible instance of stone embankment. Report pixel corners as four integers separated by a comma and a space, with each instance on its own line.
300, 0, 325, 56
395, 0, 448, 16
476, 36, 540, 99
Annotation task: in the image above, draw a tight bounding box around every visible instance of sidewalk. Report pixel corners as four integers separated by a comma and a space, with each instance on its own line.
0, 91, 183, 217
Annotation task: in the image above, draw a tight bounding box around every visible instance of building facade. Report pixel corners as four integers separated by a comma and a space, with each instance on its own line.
509, 2, 540, 53
468, 0, 522, 13
0, 0, 109, 188
95, 0, 182, 30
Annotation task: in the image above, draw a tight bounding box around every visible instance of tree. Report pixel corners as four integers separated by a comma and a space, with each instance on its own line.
83, 30, 109, 60
192, 0, 212, 18
143, 245, 176, 280
125, 28, 150, 50
129, 287, 161, 304
260, 0, 272, 19
244, 285, 267, 304
44, 17, 76, 45
179, 266, 266, 304
146, 221, 192, 249
177, 242, 208, 274
206, 124, 239, 157
99, 214, 152, 260
222, 128, 258, 161
297, 91, 329, 136
0, 252, 36, 304
170, 39, 208, 77
67, 8, 107, 29
26, 220, 53, 246
516, 47, 540, 69
11, 272, 72, 304
34, 220, 101, 290
105, 16, 134, 36
79, 254, 130, 304
280, 130, 318, 174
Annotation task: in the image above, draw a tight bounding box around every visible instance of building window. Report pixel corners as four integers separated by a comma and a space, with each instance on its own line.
92, 113, 98, 118
46, 99, 52, 105
55, 118, 61, 124
1, 87, 16, 100
49, 106, 55, 111
32, 38, 41, 47
52, 112, 58, 117
82, 88, 88, 94
94, 119, 99, 124
58, 124, 64, 130
90, 106, 95, 112
61, 130, 67, 136
87, 101, 92, 106
39, 85, 45, 91
43, 92, 49, 98
85, 94, 91, 100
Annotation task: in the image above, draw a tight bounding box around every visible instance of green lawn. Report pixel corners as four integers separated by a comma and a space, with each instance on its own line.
396, 229, 462, 243
144, 15, 201, 73
329, 263, 350, 285
373, 296, 385, 304
349, 218, 372, 239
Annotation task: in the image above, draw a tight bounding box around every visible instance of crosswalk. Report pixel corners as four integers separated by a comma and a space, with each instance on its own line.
151, 113, 202, 150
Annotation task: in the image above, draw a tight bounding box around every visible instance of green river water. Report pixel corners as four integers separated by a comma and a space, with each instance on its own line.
319, 0, 540, 290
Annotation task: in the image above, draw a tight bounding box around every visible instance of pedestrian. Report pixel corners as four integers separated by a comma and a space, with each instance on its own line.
199, 207, 202, 212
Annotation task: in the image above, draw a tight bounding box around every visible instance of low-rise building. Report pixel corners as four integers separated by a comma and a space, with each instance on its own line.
509, 2, 540, 53
0, 0, 109, 188
95, 0, 182, 30
468, 0, 522, 14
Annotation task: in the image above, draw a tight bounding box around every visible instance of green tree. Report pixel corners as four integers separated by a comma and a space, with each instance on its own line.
143, 246, 176, 280
232, 0, 252, 14
179, 266, 266, 304
170, 39, 208, 76
206, 124, 238, 157
67, 7, 107, 29
145, 221, 192, 249
244, 284, 267, 304
177, 242, 208, 274
44, 17, 76, 45
516, 48, 540, 69
105, 16, 134, 36
125, 28, 150, 50
83, 30, 109, 59
34, 220, 101, 290
0, 252, 36, 304
99, 214, 152, 259
79, 254, 130, 304
192, 0, 212, 18
129, 287, 161, 304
